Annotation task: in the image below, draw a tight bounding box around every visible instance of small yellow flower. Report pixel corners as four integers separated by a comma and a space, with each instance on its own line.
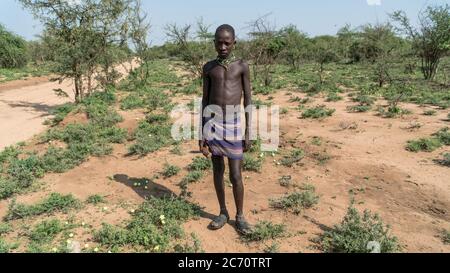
130, 209, 135, 214
161, 220, 166, 225
69, 233, 74, 238
154, 245, 160, 251
81, 222, 86, 226
103, 206, 108, 211
159, 215, 166, 221
66, 239, 72, 245
84, 244, 89, 249
94, 247, 99, 252
52, 247, 58, 253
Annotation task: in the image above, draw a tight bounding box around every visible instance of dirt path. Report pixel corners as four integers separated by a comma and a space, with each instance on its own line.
0, 61, 137, 151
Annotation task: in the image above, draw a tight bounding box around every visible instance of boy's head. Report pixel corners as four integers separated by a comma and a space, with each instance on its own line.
214, 24, 236, 59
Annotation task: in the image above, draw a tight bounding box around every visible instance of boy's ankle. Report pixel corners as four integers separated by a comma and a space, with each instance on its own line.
236, 214, 245, 220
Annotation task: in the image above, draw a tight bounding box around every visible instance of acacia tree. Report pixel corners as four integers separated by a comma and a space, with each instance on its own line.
127, 0, 152, 85
336, 24, 359, 63
18, 0, 133, 102
165, 18, 215, 79
361, 24, 404, 87
279, 25, 308, 71
0, 24, 28, 68
311, 36, 338, 85
390, 4, 450, 80
246, 15, 285, 86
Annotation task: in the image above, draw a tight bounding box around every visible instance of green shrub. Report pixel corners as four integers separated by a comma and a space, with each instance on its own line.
181, 171, 203, 185
4, 193, 81, 221
263, 243, 280, 253
86, 194, 106, 205
0, 223, 11, 235
98, 127, 127, 144
352, 94, 376, 106
43, 123, 125, 161
50, 103, 75, 126
0, 178, 17, 200
326, 93, 343, 102
145, 89, 171, 112
406, 138, 442, 152
270, 187, 319, 215
242, 221, 286, 242
423, 110, 437, 116
162, 164, 181, 178
0, 24, 28, 68
0, 145, 22, 164
347, 105, 372, 113
437, 153, 450, 167
433, 127, 450, 145
0, 239, 17, 253
7, 155, 45, 188
442, 229, 450, 245
312, 152, 332, 165
120, 94, 145, 110
377, 106, 411, 118
85, 102, 123, 127
320, 204, 400, 253
29, 219, 63, 244
280, 149, 305, 167
302, 106, 335, 119
41, 146, 78, 173
188, 157, 211, 172
129, 119, 173, 156
94, 196, 200, 252
178, 80, 201, 95
243, 155, 262, 172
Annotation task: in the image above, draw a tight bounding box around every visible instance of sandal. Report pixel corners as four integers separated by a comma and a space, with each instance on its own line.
208, 212, 230, 230
235, 215, 252, 235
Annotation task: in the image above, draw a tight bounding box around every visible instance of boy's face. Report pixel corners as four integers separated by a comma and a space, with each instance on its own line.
214, 30, 236, 59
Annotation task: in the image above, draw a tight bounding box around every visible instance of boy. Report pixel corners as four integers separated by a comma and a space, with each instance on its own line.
199, 24, 253, 235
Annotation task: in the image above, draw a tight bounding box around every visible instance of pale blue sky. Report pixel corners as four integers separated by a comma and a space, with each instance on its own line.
1, 0, 449, 45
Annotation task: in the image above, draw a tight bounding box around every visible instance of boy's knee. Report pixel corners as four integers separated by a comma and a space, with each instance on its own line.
229, 172, 242, 184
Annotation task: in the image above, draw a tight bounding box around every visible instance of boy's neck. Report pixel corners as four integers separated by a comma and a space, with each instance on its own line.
216, 53, 237, 69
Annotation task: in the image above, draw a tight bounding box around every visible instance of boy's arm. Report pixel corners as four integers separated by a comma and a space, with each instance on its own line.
242, 62, 253, 152
199, 64, 210, 150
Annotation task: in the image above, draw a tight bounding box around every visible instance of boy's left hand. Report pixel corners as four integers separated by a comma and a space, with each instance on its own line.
243, 139, 253, 153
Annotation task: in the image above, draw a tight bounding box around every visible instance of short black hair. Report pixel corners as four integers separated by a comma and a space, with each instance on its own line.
215, 24, 236, 39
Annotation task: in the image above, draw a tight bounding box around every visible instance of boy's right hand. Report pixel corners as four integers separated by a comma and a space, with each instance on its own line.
199, 140, 210, 158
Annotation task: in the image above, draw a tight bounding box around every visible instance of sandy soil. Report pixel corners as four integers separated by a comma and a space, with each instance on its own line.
0, 61, 137, 151
1, 85, 449, 253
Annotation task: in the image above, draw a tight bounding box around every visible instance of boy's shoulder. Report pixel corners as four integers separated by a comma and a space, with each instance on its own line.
238, 59, 249, 68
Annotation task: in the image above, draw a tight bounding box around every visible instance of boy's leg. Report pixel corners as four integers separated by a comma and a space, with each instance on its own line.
209, 155, 229, 230
212, 155, 227, 212
228, 159, 244, 216
229, 158, 252, 235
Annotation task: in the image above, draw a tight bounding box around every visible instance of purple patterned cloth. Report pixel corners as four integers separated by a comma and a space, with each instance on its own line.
203, 113, 243, 160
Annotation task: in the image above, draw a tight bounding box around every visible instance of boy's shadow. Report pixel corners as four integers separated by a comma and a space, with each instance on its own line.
113, 174, 219, 225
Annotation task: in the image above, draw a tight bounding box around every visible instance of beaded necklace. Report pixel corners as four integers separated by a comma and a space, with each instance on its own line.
216, 53, 237, 70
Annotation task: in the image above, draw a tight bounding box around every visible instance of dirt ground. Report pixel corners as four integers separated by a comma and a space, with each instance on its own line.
0, 73, 449, 252
0, 60, 137, 151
